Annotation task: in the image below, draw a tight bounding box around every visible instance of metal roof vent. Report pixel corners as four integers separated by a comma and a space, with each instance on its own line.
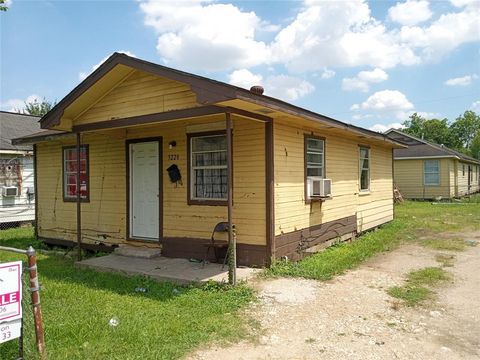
250, 85, 264, 95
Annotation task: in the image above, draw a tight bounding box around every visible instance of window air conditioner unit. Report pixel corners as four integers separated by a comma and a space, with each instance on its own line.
2, 186, 19, 197
307, 177, 332, 198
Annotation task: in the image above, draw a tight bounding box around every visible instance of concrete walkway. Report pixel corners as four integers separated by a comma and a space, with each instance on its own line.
75, 254, 259, 284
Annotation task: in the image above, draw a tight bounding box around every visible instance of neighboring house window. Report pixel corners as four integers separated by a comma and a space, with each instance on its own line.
189, 133, 227, 202
305, 137, 325, 177
63, 146, 89, 201
424, 160, 440, 186
462, 164, 465, 176
359, 146, 370, 191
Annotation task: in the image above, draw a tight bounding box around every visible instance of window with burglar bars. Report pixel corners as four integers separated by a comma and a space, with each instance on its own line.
424, 159, 440, 186
190, 134, 227, 201
359, 146, 370, 191
305, 137, 324, 177
63, 146, 89, 201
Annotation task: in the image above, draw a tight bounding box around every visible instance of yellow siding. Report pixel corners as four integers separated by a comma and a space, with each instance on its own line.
457, 161, 480, 196
274, 118, 393, 236
36, 115, 265, 247
393, 158, 452, 199
74, 70, 198, 125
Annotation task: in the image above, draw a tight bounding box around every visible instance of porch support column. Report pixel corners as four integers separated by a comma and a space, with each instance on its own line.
265, 119, 275, 265
226, 112, 236, 285
76, 132, 82, 261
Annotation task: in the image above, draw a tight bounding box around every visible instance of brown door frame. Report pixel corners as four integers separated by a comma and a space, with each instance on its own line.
126, 137, 163, 243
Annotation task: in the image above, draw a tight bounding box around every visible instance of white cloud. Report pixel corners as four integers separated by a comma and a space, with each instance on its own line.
138, 0, 270, 71
351, 89, 414, 120
471, 100, 480, 112
228, 69, 263, 89
264, 75, 315, 101
270, 0, 419, 72
399, 5, 480, 61
228, 70, 314, 101
388, 1, 432, 26
320, 68, 336, 79
4, 0, 12, 7
342, 68, 388, 92
450, 0, 478, 8
369, 122, 405, 133
444, 74, 478, 86
1, 94, 41, 112
79, 50, 136, 81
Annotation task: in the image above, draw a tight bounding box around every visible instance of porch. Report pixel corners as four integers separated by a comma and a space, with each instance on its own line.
75, 252, 259, 285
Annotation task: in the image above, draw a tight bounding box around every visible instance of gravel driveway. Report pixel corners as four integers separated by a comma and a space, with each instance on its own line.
189, 232, 480, 360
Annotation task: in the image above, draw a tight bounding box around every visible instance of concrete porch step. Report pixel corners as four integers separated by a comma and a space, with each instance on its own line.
114, 245, 162, 259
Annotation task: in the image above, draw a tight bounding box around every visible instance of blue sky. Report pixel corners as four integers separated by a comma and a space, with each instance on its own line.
1, 0, 479, 132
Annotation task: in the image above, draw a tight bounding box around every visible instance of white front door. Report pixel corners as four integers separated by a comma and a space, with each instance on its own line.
130, 141, 160, 240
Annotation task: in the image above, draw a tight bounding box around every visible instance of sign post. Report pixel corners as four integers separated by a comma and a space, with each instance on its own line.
0, 260, 22, 345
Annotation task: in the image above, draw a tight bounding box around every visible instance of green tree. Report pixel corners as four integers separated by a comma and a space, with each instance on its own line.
470, 131, 480, 160
449, 110, 480, 149
23, 98, 56, 116
402, 113, 454, 147
0, 0, 9, 11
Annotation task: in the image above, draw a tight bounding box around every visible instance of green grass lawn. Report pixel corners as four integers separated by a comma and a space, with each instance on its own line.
265, 200, 480, 280
1, 199, 479, 359
0, 227, 253, 360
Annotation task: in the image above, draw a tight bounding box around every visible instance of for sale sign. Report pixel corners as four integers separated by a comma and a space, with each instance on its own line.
0, 261, 22, 323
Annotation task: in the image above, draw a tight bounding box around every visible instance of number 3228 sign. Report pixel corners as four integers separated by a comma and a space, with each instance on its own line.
0, 261, 22, 344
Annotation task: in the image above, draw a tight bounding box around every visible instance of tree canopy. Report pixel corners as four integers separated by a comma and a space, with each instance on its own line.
23, 98, 56, 117
401, 111, 480, 159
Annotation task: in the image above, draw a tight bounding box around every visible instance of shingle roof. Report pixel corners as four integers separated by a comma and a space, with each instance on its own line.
0, 111, 41, 151
386, 128, 480, 165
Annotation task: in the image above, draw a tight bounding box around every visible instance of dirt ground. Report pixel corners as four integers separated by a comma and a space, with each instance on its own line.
189, 231, 480, 360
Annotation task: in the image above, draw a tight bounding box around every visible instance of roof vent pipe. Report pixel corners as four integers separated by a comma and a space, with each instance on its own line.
250, 85, 264, 95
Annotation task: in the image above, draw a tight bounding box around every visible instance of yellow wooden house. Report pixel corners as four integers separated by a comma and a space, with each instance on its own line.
14, 53, 404, 266
386, 129, 480, 199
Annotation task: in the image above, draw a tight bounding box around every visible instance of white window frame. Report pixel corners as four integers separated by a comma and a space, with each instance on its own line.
189, 133, 228, 202
305, 136, 325, 179
359, 146, 370, 192
424, 159, 440, 186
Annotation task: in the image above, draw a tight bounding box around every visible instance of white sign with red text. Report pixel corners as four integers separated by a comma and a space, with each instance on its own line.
0, 261, 22, 323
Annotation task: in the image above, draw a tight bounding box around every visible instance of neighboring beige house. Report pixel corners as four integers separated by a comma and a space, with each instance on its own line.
0, 111, 40, 224
386, 129, 480, 199
14, 53, 404, 265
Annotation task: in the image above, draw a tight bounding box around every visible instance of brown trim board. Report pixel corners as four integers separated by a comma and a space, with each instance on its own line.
125, 137, 164, 243
275, 215, 357, 261
33, 144, 38, 240
265, 119, 275, 264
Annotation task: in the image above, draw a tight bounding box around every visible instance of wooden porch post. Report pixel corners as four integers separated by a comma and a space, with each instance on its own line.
226, 112, 236, 285
76, 132, 82, 261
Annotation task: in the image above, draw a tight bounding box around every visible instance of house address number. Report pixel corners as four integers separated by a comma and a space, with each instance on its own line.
168, 154, 179, 160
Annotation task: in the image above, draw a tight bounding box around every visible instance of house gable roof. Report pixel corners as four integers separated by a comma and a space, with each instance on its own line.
0, 111, 41, 151
37, 52, 403, 147
385, 128, 480, 165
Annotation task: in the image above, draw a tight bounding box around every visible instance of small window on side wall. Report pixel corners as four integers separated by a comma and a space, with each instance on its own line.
63, 146, 89, 201
305, 137, 325, 177
359, 146, 370, 191
424, 160, 440, 186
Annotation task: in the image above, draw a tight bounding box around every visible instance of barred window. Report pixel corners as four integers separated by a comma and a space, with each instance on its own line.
359, 147, 370, 191
190, 134, 227, 202
63, 146, 89, 201
424, 160, 440, 185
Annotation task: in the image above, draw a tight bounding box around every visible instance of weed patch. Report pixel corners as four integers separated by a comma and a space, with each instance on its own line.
421, 238, 466, 251
387, 267, 450, 306
435, 254, 456, 267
